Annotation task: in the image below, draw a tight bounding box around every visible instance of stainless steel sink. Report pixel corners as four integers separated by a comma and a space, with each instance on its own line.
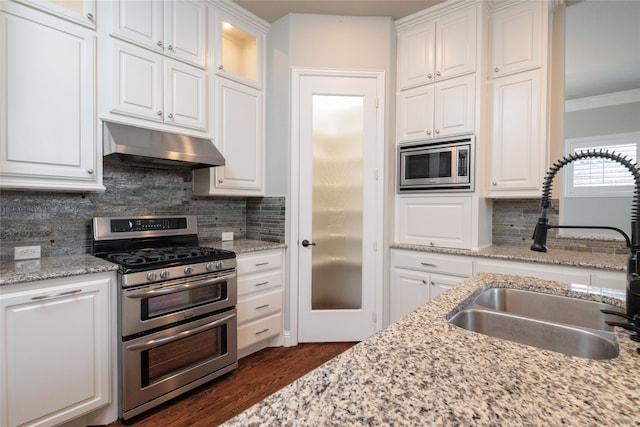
448, 288, 622, 360
471, 288, 619, 331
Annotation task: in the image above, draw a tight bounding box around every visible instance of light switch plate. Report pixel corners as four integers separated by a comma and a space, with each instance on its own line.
221, 232, 233, 241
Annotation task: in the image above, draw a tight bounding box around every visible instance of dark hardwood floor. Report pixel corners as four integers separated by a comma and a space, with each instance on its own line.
110, 342, 356, 427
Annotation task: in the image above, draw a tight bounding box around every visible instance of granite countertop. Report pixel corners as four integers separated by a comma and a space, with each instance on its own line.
0, 255, 119, 288
223, 273, 639, 426
391, 243, 628, 272
0, 239, 286, 288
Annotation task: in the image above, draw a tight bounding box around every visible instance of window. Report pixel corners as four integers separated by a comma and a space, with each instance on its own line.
564, 132, 640, 198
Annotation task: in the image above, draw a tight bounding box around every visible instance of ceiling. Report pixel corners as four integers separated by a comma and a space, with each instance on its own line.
232, 0, 445, 23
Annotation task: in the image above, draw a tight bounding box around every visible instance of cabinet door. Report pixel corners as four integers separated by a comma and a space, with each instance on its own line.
0, 276, 111, 427
14, 0, 96, 28
434, 74, 475, 138
109, 39, 163, 122
435, 6, 477, 81
491, 1, 542, 78
214, 77, 264, 192
391, 268, 431, 322
396, 196, 472, 249
164, 0, 207, 68
489, 69, 542, 194
397, 84, 434, 142
214, 10, 264, 89
111, 0, 163, 53
429, 273, 464, 300
397, 21, 436, 90
165, 58, 207, 130
0, 7, 100, 191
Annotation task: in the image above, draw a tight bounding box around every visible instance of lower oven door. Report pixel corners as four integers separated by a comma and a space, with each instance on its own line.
121, 309, 238, 419
121, 269, 237, 337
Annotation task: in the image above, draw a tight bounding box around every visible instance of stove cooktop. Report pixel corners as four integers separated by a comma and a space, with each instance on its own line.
102, 246, 236, 271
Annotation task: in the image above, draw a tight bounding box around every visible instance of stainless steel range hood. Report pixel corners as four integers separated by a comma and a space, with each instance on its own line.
103, 121, 225, 170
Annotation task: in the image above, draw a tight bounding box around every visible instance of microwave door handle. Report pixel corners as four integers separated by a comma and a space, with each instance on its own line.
125, 313, 236, 351
125, 273, 236, 299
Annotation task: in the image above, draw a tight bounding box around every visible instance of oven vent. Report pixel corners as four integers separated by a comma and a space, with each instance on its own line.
103, 121, 225, 170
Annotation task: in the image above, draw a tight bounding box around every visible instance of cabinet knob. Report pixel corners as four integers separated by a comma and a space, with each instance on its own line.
429, 242, 434, 246
86, 12, 94, 21
494, 67, 500, 73
436, 71, 441, 76
87, 168, 94, 174
157, 111, 163, 116
157, 40, 163, 47
218, 65, 224, 70
492, 181, 497, 186
422, 280, 427, 285
168, 45, 174, 51
427, 73, 433, 79
426, 130, 431, 136
168, 113, 174, 119
434, 129, 440, 134
430, 281, 436, 286
218, 178, 224, 183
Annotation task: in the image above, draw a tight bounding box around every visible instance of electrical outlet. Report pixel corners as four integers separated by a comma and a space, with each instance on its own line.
14, 245, 41, 260
221, 232, 233, 241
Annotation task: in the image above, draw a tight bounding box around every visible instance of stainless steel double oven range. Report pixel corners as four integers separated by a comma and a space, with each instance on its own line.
92, 215, 238, 420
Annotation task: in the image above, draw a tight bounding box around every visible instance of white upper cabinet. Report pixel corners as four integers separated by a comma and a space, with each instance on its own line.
111, 0, 207, 68
108, 39, 207, 131
397, 74, 475, 142
490, 0, 542, 78
193, 77, 264, 195
487, 0, 551, 197
213, 8, 264, 89
397, 6, 477, 90
13, 0, 96, 29
0, 2, 102, 191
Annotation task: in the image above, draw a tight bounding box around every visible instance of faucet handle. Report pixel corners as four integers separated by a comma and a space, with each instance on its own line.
601, 309, 640, 326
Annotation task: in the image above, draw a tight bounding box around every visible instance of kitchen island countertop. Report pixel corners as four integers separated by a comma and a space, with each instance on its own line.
222, 273, 639, 426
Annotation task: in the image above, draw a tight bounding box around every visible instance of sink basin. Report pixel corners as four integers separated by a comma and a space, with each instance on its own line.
448, 288, 622, 360
471, 288, 620, 331
449, 309, 619, 360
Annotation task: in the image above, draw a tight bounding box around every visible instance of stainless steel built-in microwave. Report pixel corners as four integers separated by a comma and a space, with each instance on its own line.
398, 137, 474, 192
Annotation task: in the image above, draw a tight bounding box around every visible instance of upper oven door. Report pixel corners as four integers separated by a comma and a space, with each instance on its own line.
121, 269, 237, 337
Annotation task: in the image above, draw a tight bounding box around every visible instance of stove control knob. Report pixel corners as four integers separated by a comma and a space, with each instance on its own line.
206, 262, 215, 272
160, 270, 170, 279
216, 261, 224, 270
147, 271, 158, 281
184, 266, 194, 275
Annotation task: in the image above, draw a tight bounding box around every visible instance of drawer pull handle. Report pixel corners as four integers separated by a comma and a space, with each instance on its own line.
255, 328, 270, 335
255, 262, 270, 267
31, 289, 82, 301
256, 304, 270, 310
255, 281, 269, 287
420, 262, 438, 268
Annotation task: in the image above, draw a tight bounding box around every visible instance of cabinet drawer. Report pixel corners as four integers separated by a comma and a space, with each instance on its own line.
238, 269, 282, 297
237, 289, 283, 324
237, 250, 283, 275
237, 313, 282, 350
391, 250, 472, 276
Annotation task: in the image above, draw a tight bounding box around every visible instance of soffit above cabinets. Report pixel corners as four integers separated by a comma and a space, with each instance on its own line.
232, 0, 445, 23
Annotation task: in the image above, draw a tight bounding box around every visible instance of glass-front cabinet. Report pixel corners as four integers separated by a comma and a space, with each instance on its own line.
14, 0, 96, 28
214, 10, 263, 89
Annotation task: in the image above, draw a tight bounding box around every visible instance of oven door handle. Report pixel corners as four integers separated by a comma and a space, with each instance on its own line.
125, 273, 236, 299
125, 312, 236, 351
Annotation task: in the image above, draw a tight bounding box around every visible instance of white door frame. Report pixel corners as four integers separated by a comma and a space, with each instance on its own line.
288, 67, 385, 345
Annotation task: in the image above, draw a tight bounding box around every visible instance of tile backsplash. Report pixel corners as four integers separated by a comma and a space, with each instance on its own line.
492, 198, 627, 254
0, 161, 285, 262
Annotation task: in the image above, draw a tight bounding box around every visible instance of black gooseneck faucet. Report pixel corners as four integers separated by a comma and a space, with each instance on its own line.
530, 149, 640, 319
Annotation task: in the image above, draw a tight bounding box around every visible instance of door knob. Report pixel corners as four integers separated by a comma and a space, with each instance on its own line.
301, 239, 316, 247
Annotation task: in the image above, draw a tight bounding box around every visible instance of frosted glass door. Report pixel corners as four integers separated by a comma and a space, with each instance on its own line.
311, 95, 363, 310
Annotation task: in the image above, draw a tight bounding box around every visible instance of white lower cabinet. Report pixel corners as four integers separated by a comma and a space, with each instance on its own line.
236, 249, 284, 358
390, 249, 472, 322
396, 196, 472, 249
0, 272, 115, 427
